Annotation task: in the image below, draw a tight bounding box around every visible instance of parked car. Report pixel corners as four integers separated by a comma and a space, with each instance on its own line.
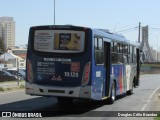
0, 70, 17, 82
19, 69, 26, 80
5, 69, 25, 80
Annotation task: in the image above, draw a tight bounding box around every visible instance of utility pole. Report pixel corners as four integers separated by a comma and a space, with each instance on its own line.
138, 22, 141, 43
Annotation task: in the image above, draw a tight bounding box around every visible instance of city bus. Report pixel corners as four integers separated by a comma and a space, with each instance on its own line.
26, 25, 141, 104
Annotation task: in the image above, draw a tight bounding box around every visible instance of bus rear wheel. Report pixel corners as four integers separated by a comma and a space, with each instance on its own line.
57, 97, 73, 103
127, 83, 134, 95
109, 82, 116, 104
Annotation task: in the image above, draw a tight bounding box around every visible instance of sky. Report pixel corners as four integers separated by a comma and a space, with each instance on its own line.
1, 0, 160, 50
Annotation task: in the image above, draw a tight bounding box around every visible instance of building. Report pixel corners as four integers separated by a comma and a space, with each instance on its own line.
12, 47, 27, 59
0, 50, 26, 69
140, 26, 153, 62
0, 17, 15, 49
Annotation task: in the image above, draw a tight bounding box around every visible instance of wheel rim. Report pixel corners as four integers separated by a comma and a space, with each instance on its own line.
112, 84, 115, 100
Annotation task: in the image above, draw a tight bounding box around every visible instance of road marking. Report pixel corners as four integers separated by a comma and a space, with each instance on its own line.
0, 90, 24, 95
141, 87, 159, 111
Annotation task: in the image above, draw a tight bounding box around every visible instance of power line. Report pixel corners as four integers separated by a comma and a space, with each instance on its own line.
115, 26, 138, 33
150, 27, 160, 31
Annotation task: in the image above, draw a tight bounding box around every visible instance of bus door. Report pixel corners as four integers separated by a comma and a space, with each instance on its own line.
135, 48, 140, 86
103, 41, 111, 97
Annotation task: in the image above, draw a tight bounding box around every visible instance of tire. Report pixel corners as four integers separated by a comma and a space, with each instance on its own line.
127, 83, 134, 95
109, 82, 116, 104
57, 97, 73, 103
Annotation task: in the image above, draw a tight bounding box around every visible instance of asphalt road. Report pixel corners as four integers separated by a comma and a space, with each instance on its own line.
0, 74, 160, 120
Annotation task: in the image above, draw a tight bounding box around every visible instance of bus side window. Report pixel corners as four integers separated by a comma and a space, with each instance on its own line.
133, 47, 137, 63
111, 41, 118, 63
118, 43, 123, 64
123, 44, 129, 64
94, 37, 104, 65
112, 53, 118, 63
129, 46, 133, 63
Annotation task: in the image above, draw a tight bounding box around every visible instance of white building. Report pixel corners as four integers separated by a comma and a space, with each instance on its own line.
0, 50, 26, 68
0, 17, 15, 49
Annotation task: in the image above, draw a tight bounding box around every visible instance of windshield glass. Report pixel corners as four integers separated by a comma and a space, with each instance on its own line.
34, 30, 85, 53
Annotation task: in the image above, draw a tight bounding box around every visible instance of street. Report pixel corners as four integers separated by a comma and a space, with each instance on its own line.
0, 74, 160, 120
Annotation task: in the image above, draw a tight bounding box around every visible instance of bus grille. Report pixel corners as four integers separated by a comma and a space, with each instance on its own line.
48, 89, 65, 93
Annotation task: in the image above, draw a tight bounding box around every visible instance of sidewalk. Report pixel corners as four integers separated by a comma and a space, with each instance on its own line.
0, 81, 25, 92
148, 88, 160, 111
0, 82, 18, 87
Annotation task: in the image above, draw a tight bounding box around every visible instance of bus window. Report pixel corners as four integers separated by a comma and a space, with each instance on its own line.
118, 54, 123, 63
34, 30, 85, 53
113, 42, 118, 52
111, 42, 117, 52
111, 41, 118, 63
119, 43, 123, 53
128, 45, 130, 54
123, 54, 128, 64
123, 44, 129, 64
124, 44, 128, 54
94, 37, 104, 64
111, 42, 118, 63
129, 46, 133, 63
111, 42, 114, 52
133, 47, 137, 63
112, 53, 118, 63
95, 38, 98, 50
117, 43, 123, 64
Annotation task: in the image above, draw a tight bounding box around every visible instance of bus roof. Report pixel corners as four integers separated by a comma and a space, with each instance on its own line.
93, 29, 140, 47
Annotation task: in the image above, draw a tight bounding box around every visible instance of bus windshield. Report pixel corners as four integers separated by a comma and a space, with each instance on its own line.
34, 30, 85, 53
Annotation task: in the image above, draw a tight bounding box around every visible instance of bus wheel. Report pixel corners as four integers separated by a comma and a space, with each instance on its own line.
57, 97, 73, 103
109, 82, 116, 104
127, 83, 134, 95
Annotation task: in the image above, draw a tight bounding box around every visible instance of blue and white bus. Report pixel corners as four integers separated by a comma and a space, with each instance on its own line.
26, 25, 141, 104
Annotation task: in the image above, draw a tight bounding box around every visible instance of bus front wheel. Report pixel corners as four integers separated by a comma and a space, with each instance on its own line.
109, 82, 116, 104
